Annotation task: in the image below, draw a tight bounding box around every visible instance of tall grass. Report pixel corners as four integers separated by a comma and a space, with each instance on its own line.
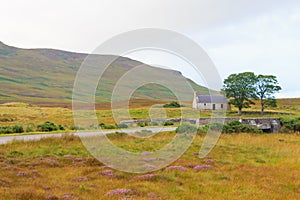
0, 132, 300, 199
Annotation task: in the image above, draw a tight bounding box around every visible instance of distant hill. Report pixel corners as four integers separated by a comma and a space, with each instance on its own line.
0, 41, 214, 105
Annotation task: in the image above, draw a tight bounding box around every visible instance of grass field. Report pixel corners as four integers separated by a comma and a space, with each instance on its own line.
0, 98, 299, 130
0, 132, 300, 199
0, 98, 299, 199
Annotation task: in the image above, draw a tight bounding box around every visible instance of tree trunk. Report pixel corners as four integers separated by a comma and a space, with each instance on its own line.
261, 99, 265, 115
238, 108, 242, 115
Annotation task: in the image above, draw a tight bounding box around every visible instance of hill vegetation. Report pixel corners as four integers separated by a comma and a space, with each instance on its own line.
0, 41, 211, 105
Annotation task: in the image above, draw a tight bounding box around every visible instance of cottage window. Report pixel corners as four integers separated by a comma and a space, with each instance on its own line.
221, 104, 223, 109
204, 103, 206, 106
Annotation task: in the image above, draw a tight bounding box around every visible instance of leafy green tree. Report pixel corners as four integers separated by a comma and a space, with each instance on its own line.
256, 75, 281, 114
222, 72, 257, 115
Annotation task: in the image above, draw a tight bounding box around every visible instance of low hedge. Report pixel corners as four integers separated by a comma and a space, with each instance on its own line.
163, 101, 181, 108
280, 118, 300, 132
176, 123, 197, 133
198, 120, 262, 134
36, 122, 64, 132
163, 120, 174, 126
0, 125, 24, 134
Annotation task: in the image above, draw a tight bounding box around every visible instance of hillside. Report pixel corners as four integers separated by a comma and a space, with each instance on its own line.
0, 41, 212, 105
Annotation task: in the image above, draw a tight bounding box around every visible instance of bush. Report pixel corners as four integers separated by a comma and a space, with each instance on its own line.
224, 120, 243, 133
137, 122, 146, 127
163, 120, 174, 126
98, 123, 116, 129
36, 121, 59, 132
12, 125, 24, 133
209, 123, 224, 132
295, 123, 300, 132
70, 125, 85, 130
0, 126, 13, 134
240, 125, 262, 133
198, 120, 262, 134
176, 123, 197, 133
223, 120, 262, 133
98, 123, 105, 128
280, 118, 300, 132
70, 125, 77, 130
197, 126, 208, 135
117, 123, 128, 128
163, 101, 181, 108
25, 125, 34, 132
0, 125, 24, 134
58, 124, 65, 130
150, 121, 159, 126
103, 124, 116, 129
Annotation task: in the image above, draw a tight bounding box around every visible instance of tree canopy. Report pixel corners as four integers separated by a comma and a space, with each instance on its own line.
222, 72, 281, 115
256, 75, 282, 114
222, 72, 257, 115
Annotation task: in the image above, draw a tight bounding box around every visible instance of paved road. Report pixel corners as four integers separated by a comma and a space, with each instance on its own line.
0, 127, 177, 145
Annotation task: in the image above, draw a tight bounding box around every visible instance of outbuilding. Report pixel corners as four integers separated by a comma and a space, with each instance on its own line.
192, 93, 229, 110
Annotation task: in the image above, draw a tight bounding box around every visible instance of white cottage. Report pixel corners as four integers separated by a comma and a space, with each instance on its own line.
192, 93, 229, 110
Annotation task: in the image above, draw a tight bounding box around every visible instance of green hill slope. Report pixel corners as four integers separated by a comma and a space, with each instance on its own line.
0, 41, 213, 104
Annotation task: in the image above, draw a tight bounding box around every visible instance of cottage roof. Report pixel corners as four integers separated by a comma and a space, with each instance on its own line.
197, 95, 227, 103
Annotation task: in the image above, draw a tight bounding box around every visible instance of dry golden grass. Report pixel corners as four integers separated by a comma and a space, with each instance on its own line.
0, 101, 199, 128
1, 98, 299, 130
0, 132, 300, 199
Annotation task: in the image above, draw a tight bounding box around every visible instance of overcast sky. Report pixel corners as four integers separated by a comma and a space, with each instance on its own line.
1, 0, 300, 97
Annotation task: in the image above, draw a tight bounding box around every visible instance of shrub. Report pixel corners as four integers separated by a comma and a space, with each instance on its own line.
224, 120, 243, 133
117, 123, 128, 128
25, 125, 34, 132
103, 124, 116, 129
0, 126, 13, 134
197, 126, 208, 135
12, 125, 24, 133
150, 121, 159, 126
163, 101, 181, 108
36, 121, 59, 132
163, 120, 174, 126
176, 123, 197, 133
98, 123, 116, 129
0, 125, 24, 134
240, 124, 262, 133
198, 120, 262, 134
209, 123, 224, 132
280, 118, 300, 133
223, 120, 262, 133
137, 122, 146, 127
70, 125, 77, 130
98, 123, 105, 128
70, 125, 85, 130
295, 123, 300, 132
58, 125, 65, 130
